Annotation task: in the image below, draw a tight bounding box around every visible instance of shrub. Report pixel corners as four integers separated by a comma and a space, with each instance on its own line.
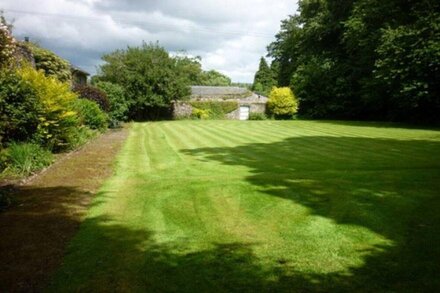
267, 87, 299, 119
25, 43, 72, 82
73, 84, 110, 112
190, 101, 238, 119
0, 70, 42, 146
25, 43, 71, 82
1, 142, 53, 176
191, 108, 211, 120
0, 15, 16, 68
95, 81, 129, 121
73, 99, 108, 131
249, 112, 267, 120
66, 126, 97, 150
18, 66, 80, 151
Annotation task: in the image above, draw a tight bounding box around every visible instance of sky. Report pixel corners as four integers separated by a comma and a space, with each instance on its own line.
2, 0, 297, 83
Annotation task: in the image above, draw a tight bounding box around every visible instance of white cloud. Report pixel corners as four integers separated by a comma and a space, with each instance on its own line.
2, 0, 297, 82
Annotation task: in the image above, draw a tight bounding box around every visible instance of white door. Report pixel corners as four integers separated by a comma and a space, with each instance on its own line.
239, 106, 250, 120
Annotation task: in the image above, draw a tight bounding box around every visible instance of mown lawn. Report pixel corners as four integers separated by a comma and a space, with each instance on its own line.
49, 120, 440, 292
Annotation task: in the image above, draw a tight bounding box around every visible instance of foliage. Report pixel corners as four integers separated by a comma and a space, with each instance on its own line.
96, 43, 192, 120
267, 0, 440, 123
1, 142, 53, 176
267, 87, 299, 118
18, 66, 80, 151
174, 54, 204, 85
252, 57, 275, 96
200, 70, 232, 86
249, 112, 268, 120
25, 42, 71, 82
191, 108, 211, 120
66, 126, 97, 150
73, 84, 110, 112
190, 101, 238, 119
0, 14, 16, 68
0, 70, 42, 146
95, 81, 129, 121
73, 99, 108, 131
373, 13, 440, 122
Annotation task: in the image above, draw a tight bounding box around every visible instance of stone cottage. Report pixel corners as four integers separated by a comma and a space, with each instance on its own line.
71, 66, 89, 86
174, 86, 268, 120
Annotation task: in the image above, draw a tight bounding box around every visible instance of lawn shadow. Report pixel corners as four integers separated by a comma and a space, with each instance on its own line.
47, 213, 386, 292
0, 185, 93, 292
180, 135, 440, 291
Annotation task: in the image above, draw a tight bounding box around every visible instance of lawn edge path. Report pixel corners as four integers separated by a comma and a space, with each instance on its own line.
0, 127, 129, 292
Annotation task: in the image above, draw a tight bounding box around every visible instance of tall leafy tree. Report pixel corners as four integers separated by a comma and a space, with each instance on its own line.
267, 0, 440, 123
200, 70, 231, 86
97, 43, 191, 119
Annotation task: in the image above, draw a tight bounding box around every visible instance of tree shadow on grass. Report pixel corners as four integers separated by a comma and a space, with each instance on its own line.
0, 186, 93, 292
48, 214, 378, 292
179, 136, 440, 291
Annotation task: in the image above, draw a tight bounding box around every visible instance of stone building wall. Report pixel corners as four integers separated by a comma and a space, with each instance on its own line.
173, 102, 193, 119
14, 43, 35, 68
173, 98, 267, 120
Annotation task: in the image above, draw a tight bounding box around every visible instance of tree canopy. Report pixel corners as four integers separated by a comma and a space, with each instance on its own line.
252, 57, 275, 96
95, 44, 233, 119
200, 70, 231, 86
267, 0, 440, 123
96, 43, 192, 119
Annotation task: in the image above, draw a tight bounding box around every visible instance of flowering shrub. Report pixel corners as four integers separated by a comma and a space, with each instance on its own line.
25, 43, 71, 82
0, 15, 16, 68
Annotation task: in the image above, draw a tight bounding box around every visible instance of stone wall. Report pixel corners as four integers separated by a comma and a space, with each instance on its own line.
173, 99, 267, 120
14, 43, 35, 68
173, 102, 193, 119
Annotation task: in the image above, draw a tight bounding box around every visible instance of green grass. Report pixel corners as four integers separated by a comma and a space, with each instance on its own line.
50, 120, 440, 292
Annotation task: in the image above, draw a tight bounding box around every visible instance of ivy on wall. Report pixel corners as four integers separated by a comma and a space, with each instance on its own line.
190, 101, 238, 119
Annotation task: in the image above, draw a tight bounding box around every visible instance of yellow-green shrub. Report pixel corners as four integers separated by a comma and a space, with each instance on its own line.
191, 108, 211, 120
18, 66, 80, 151
267, 87, 299, 118
190, 101, 238, 119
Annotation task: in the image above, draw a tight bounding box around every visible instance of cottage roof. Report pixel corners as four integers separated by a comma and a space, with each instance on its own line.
71, 65, 90, 76
191, 86, 249, 96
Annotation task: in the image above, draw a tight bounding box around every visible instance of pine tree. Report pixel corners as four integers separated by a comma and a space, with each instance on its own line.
252, 57, 274, 96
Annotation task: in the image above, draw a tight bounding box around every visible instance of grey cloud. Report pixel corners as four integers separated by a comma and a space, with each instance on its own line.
3, 0, 295, 82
